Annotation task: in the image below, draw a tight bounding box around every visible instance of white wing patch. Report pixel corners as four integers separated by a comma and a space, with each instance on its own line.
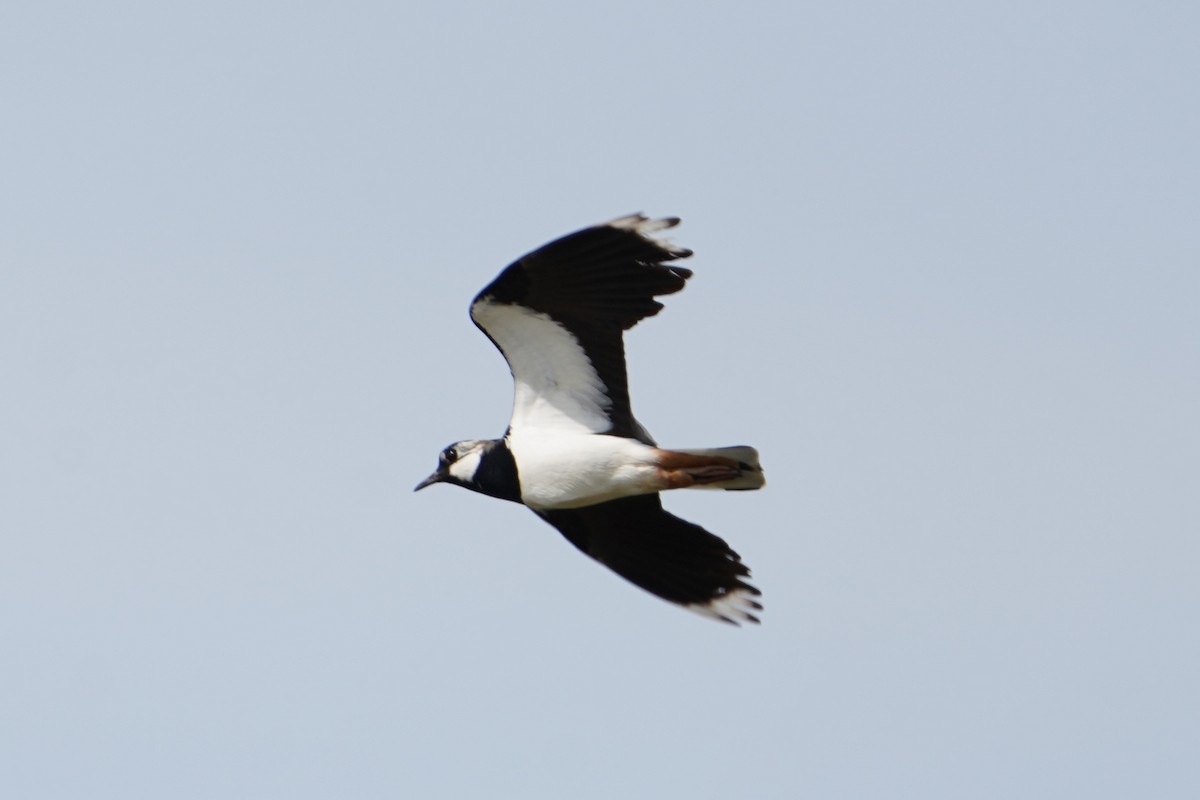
471, 297, 612, 435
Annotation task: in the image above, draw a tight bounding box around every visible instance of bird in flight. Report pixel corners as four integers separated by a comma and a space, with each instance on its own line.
415, 215, 765, 624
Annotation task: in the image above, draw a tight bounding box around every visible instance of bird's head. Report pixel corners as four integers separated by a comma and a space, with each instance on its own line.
414, 439, 492, 492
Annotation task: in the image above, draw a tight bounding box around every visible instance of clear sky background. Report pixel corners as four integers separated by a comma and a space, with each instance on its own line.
3, 1, 1197, 798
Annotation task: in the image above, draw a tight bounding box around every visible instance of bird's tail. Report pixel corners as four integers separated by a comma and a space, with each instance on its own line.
656, 446, 766, 491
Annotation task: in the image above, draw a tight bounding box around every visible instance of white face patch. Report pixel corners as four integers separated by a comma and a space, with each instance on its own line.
446, 442, 485, 483
471, 299, 611, 436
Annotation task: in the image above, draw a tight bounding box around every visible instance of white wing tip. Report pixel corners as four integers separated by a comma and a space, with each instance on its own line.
606, 213, 692, 258
686, 586, 763, 626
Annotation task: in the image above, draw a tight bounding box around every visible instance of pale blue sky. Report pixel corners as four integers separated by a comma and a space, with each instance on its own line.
3, 1, 1198, 798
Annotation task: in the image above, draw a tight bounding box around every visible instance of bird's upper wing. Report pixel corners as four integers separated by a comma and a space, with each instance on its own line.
535, 494, 762, 625
469, 214, 693, 442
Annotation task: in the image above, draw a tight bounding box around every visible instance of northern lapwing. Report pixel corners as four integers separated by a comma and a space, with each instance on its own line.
415, 215, 766, 624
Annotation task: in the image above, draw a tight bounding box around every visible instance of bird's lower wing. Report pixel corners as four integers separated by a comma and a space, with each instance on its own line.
535, 494, 762, 625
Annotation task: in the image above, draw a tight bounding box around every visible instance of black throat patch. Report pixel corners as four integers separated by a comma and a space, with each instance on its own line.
470, 439, 522, 503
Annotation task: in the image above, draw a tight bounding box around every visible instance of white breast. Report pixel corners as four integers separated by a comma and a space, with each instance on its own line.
509, 432, 660, 510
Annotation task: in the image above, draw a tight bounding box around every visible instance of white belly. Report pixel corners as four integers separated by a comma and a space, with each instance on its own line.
508, 433, 661, 509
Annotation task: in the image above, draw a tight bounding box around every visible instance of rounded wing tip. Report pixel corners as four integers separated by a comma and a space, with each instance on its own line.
605, 213, 693, 262
608, 212, 679, 230
687, 585, 764, 626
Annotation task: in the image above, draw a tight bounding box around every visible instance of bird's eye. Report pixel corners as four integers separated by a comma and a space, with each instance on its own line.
443, 448, 457, 464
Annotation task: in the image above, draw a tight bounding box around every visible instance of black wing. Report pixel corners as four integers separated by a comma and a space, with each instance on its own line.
536, 494, 762, 625
470, 215, 693, 442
